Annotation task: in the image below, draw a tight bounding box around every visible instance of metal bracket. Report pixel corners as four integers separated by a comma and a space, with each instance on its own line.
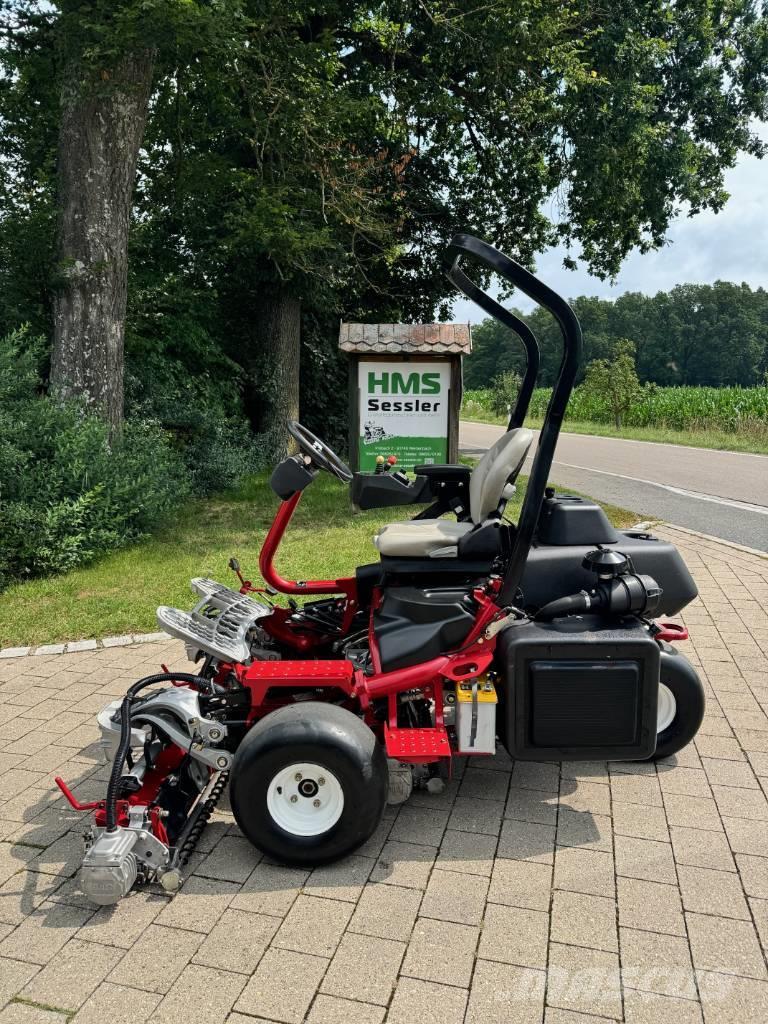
484, 608, 526, 640
134, 711, 232, 771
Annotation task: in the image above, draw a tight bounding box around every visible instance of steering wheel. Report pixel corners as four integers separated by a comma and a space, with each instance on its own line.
287, 421, 353, 483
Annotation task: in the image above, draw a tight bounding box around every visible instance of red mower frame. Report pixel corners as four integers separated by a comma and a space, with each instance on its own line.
224, 484, 507, 765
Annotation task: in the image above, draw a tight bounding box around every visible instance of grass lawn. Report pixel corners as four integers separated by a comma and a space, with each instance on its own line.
462, 412, 768, 455
0, 471, 638, 648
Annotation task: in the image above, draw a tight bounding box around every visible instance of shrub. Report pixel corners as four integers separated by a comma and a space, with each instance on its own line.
125, 351, 267, 494
182, 413, 268, 494
580, 339, 650, 429
488, 370, 523, 418
0, 328, 190, 589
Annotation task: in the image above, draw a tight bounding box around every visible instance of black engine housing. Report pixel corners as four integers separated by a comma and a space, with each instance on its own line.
374, 587, 476, 672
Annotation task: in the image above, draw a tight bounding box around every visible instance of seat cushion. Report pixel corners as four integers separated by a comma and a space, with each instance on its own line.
373, 427, 532, 559
374, 519, 473, 557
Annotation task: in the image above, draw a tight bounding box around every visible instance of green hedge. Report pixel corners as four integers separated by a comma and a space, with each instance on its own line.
0, 330, 188, 588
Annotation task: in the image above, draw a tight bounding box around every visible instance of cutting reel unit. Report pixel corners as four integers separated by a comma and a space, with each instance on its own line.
56, 578, 267, 904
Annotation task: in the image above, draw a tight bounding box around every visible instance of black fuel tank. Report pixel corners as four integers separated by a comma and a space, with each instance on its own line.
520, 531, 698, 616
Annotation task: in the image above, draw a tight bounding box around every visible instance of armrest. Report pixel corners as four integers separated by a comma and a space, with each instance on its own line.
413, 464, 471, 485
410, 463, 472, 521
350, 472, 432, 511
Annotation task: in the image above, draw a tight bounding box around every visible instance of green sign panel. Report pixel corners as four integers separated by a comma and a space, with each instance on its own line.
357, 360, 450, 471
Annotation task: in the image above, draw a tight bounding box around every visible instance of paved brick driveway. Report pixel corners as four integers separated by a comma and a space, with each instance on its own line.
0, 525, 766, 1024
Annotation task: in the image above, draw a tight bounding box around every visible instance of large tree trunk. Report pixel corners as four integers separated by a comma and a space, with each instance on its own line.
245, 286, 301, 458
50, 51, 155, 434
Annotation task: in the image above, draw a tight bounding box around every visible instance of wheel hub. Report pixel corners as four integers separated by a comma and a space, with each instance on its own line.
267, 762, 344, 837
657, 682, 677, 733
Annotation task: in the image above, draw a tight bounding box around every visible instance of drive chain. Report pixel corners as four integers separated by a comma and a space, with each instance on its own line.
175, 770, 230, 867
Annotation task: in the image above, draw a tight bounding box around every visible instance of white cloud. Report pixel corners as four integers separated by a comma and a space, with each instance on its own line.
450, 129, 768, 322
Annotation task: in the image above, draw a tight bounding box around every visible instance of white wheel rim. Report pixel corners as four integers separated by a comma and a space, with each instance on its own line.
657, 683, 677, 733
266, 762, 344, 837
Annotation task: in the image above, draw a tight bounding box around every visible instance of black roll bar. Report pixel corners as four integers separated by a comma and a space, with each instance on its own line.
444, 233, 583, 606
507, 318, 539, 432
448, 261, 540, 430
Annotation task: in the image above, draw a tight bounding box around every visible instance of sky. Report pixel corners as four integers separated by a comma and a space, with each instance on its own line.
451, 125, 768, 322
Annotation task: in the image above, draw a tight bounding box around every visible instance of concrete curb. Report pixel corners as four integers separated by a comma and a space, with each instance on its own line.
0, 631, 172, 660
654, 522, 768, 560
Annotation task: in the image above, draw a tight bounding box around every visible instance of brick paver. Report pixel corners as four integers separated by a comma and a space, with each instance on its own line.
0, 525, 766, 1022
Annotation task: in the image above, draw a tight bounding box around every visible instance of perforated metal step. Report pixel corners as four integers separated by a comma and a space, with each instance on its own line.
157, 578, 271, 664
384, 724, 452, 762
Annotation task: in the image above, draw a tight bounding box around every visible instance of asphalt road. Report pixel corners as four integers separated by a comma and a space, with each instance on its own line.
460, 420, 768, 551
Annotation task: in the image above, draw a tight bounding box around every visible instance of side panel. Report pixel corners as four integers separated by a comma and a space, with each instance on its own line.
496, 617, 660, 761
350, 472, 432, 510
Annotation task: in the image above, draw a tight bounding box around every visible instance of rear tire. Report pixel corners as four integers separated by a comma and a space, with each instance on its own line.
230, 702, 388, 866
652, 647, 706, 760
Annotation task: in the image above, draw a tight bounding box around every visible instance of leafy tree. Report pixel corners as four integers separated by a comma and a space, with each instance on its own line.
463, 316, 529, 388
581, 339, 648, 428
1, 0, 241, 432
653, 282, 767, 386
133, 5, 404, 448
465, 282, 768, 391
3, 0, 768, 448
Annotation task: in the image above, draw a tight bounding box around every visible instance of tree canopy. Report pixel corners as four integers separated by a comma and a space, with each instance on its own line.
1, 0, 767, 445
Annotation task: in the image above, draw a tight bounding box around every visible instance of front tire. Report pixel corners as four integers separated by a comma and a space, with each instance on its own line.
230, 702, 388, 866
652, 647, 706, 760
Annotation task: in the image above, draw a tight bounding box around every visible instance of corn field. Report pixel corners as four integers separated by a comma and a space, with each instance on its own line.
463, 385, 768, 435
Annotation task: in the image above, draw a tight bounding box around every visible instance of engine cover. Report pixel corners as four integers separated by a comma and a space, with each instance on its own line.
496, 615, 660, 761
374, 587, 476, 672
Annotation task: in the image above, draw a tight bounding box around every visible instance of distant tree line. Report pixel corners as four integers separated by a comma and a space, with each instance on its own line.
464, 283, 768, 390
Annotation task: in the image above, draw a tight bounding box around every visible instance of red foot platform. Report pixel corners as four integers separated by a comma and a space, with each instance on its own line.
240, 659, 357, 707
243, 659, 355, 684
384, 724, 452, 763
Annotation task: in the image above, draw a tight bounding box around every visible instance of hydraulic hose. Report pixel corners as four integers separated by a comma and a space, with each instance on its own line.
536, 592, 591, 620
105, 672, 212, 832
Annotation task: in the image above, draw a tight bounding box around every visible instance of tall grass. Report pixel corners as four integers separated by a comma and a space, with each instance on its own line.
464, 385, 768, 438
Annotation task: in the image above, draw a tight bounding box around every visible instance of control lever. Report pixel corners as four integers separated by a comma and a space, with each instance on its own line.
228, 556, 247, 587
55, 776, 101, 812
229, 556, 276, 599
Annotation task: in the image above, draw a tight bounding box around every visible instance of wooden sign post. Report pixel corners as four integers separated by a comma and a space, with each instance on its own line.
339, 323, 472, 473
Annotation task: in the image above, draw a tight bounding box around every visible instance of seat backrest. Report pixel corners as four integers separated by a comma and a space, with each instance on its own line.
469, 428, 534, 523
